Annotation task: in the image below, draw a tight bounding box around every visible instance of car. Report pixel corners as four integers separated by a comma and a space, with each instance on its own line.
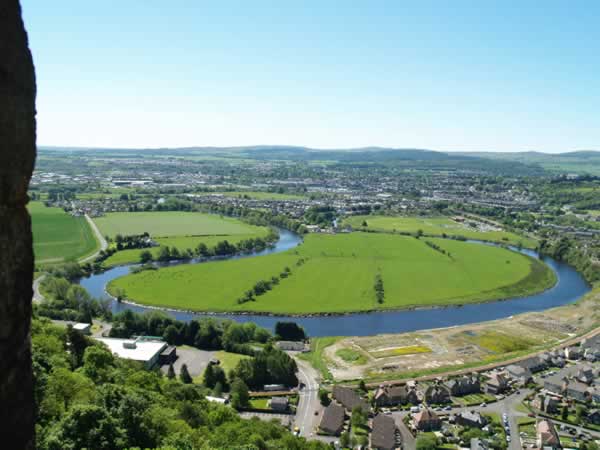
480, 403, 487, 407
515, 390, 521, 394
444, 406, 452, 411
294, 426, 300, 432
506, 436, 511, 442
528, 413, 535, 418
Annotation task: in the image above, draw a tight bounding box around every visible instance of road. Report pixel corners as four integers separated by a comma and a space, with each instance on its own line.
79, 214, 108, 263
294, 356, 323, 439
33, 274, 46, 303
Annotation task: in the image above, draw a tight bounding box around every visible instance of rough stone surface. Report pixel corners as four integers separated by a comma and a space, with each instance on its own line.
0, 1, 37, 448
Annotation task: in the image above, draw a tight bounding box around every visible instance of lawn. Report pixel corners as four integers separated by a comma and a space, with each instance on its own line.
30, 202, 99, 264
214, 350, 252, 373
94, 211, 263, 238
455, 393, 496, 406
464, 330, 539, 354
344, 215, 537, 248
249, 398, 270, 409
335, 348, 368, 365
108, 232, 555, 315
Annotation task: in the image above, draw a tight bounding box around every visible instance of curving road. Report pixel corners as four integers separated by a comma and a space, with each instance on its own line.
79, 214, 107, 263
32, 274, 46, 303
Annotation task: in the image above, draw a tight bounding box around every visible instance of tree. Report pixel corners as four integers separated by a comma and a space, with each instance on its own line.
139, 250, 153, 263
230, 378, 250, 409
340, 431, 350, 448
361, 220, 368, 227
351, 405, 367, 428
319, 389, 331, 406
50, 404, 126, 450
274, 322, 306, 341
416, 433, 439, 450
562, 405, 569, 421
81, 345, 115, 383
167, 364, 175, 380
180, 364, 193, 384
358, 380, 367, 393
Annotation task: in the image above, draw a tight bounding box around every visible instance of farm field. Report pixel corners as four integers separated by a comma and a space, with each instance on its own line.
109, 232, 555, 315
93, 212, 271, 266
343, 215, 536, 248
94, 211, 262, 238
29, 202, 99, 264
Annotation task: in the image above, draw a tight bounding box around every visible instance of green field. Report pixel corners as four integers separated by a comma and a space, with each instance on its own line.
93, 211, 271, 267
343, 215, 536, 248
29, 202, 99, 264
94, 211, 262, 238
109, 232, 556, 314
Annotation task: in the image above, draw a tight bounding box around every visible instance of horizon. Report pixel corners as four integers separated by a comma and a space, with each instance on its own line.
23, 1, 600, 152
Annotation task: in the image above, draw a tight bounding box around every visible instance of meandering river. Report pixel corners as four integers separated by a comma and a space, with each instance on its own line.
80, 230, 591, 337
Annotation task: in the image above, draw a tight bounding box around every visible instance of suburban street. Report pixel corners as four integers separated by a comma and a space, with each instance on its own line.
294, 357, 325, 440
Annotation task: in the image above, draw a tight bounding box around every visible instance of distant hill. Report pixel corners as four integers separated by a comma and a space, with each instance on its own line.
39, 145, 546, 175
458, 150, 600, 176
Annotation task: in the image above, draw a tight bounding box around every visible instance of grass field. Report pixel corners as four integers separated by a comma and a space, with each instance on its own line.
95, 211, 262, 238
109, 232, 556, 315
335, 348, 368, 365
344, 215, 536, 248
214, 350, 252, 373
29, 202, 99, 264
93, 212, 270, 267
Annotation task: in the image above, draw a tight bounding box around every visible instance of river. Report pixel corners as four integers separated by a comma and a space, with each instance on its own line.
79, 230, 591, 337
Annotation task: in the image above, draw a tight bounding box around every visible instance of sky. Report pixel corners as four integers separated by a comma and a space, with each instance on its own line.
21, 0, 600, 152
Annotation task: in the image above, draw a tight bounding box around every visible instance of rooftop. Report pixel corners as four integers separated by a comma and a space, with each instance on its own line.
95, 337, 167, 363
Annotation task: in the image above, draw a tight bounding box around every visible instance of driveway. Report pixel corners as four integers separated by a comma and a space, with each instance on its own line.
160, 345, 214, 379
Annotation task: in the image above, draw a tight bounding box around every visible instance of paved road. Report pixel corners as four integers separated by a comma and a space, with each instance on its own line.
79, 214, 108, 263
294, 357, 323, 439
33, 274, 46, 303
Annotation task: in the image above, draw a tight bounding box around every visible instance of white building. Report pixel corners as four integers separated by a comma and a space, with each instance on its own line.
95, 337, 167, 368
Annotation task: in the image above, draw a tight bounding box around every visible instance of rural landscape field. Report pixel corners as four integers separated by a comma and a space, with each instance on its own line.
108, 232, 555, 314
29, 201, 98, 263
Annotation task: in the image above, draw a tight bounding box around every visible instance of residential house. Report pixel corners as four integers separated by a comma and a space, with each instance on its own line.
536, 420, 561, 450
587, 409, 600, 425
424, 385, 451, 404
576, 367, 594, 385
370, 414, 398, 450
413, 408, 442, 431
565, 380, 590, 402
374, 385, 419, 407
519, 356, 547, 374
533, 394, 560, 414
543, 374, 566, 397
485, 372, 509, 394
471, 438, 489, 450
269, 397, 289, 412
506, 364, 533, 385
564, 346, 582, 361
446, 376, 480, 397
456, 411, 487, 429
332, 386, 370, 413
318, 403, 345, 436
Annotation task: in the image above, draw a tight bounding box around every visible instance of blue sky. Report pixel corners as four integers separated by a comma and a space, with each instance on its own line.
22, 0, 600, 152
